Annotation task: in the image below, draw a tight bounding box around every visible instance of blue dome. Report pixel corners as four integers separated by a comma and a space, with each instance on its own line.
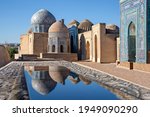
31, 9, 56, 25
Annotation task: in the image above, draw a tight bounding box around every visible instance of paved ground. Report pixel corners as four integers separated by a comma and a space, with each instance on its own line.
74, 61, 150, 90
0, 62, 28, 100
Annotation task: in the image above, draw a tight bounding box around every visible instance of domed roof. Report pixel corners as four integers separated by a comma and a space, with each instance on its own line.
78, 19, 93, 32
68, 20, 79, 27
49, 20, 69, 33
106, 24, 119, 30
106, 24, 119, 34
31, 9, 56, 25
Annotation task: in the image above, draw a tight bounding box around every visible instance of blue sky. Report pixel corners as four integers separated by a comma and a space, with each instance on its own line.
0, 0, 120, 43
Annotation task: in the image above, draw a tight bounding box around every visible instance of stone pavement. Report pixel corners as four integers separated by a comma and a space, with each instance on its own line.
74, 61, 150, 90
0, 62, 29, 100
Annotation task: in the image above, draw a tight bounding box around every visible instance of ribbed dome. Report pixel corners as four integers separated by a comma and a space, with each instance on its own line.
49, 20, 69, 33
68, 20, 79, 27
78, 19, 93, 32
31, 9, 56, 25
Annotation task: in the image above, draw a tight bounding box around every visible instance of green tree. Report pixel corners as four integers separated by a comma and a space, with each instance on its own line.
8, 47, 18, 60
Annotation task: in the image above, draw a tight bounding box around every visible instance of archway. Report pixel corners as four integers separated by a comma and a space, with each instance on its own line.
86, 41, 90, 59
52, 45, 55, 52
60, 45, 64, 53
80, 34, 86, 60
70, 35, 74, 53
94, 35, 98, 62
128, 22, 136, 62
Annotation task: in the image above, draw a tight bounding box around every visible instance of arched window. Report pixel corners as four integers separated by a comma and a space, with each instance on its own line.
52, 45, 55, 52
60, 45, 64, 52
80, 34, 86, 60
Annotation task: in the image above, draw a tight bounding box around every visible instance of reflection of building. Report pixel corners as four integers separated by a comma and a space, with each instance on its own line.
0, 45, 10, 67
16, 9, 119, 63
119, 0, 150, 72
25, 66, 57, 95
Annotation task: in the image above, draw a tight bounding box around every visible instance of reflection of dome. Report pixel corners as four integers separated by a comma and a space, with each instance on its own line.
68, 20, 80, 27
78, 19, 93, 32
31, 71, 50, 80
32, 78, 57, 95
31, 9, 56, 25
49, 20, 69, 33
0, 45, 10, 67
79, 75, 91, 85
49, 66, 70, 84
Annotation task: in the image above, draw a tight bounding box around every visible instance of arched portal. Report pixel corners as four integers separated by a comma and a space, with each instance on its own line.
52, 45, 55, 52
94, 35, 98, 62
128, 22, 136, 62
60, 45, 64, 53
70, 35, 74, 53
86, 41, 90, 59
80, 34, 86, 60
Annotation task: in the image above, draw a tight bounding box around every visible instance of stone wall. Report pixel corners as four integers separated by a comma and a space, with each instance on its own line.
33, 33, 48, 55
40, 53, 78, 62
21, 54, 38, 61
20, 34, 29, 54
19, 32, 48, 56
101, 34, 117, 63
0, 45, 10, 67
119, 61, 150, 72
148, 51, 150, 63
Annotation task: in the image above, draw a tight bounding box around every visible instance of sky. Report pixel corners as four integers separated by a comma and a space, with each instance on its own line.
0, 0, 120, 43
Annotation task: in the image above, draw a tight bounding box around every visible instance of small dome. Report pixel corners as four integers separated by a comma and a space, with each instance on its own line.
31, 9, 56, 25
106, 24, 119, 34
78, 19, 93, 32
68, 20, 79, 27
49, 20, 69, 33
106, 24, 119, 30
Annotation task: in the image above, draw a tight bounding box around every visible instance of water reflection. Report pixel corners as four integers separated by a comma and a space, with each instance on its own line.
25, 66, 57, 95
49, 66, 70, 85
24, 66, 120, 100
69, 71, 91, 85
26, 66, 89, 95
